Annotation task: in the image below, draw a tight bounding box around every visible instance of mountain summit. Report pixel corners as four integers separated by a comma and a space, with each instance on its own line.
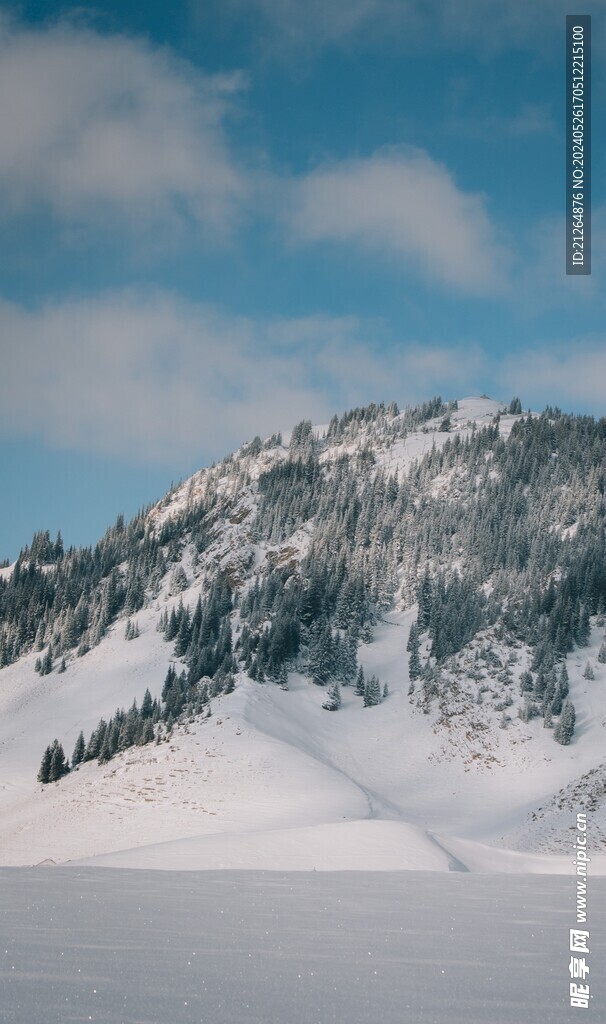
1, 395, 606, 871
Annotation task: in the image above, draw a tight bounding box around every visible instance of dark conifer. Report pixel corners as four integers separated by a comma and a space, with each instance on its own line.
71, 731, 86, 768
48, 740, 69, 781
554, 700, 576, 745
37, 745, 52, 784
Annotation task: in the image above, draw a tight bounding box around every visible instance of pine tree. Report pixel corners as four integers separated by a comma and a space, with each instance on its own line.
541, 680, 556, 716
140, 718, 155, 744
554, 700, 576, 745
165, 608, 180, 642
339, 631, 358, 684
363, 675, 382, 707
41, 644, 53, 675
322, 681, 341, 711
98, 729, 112, 764
559, 664, 570, 699
519, 670, 533, 694
107, 718, 121, 757
83, 719, 107, 761
170, 564, 188, 594
576, 606, 591, 646
355, 666, 365, 696
408, 621, 422, 680
48, 739, 69, 781
118, 702, 139, 750
308, 621, 333, 686
550, 685, 564, 717
141, 688, 154, 719
583, 661, 595, 680
518, 694, 539, 722
37, 745, 52, 784
71, 731, 86, 768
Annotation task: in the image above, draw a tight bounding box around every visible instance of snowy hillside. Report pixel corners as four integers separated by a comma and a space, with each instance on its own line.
1, 395, 606, 872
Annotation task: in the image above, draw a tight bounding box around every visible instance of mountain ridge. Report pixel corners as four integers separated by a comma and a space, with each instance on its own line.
1, 394, 606, 871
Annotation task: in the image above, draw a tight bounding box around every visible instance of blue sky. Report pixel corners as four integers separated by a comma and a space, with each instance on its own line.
0, 0, 604, 559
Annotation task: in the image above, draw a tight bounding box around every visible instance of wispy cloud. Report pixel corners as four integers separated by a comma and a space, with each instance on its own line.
0, 291, 485, 462
446, 102, 558, 142
514, 206, 605, 315
189, 0, 407, 56
1, 289, 602, 463
284, 148, 510, 294
500, 343, 606, 412
427, 0, 585, 54
0, 14, 247, 238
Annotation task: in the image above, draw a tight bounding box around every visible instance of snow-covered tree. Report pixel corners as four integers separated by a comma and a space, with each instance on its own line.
554, 701, 576, 745
170, 564, 188, 595
48, 740, 69, 782
322, 681, 342, 711
363, 675, 382, 707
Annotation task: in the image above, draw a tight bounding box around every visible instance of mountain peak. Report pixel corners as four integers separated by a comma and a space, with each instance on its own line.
1, 394, 605, 871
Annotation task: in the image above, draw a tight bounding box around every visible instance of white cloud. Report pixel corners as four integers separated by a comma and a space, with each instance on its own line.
0, 15, 246, 236
285, 148, 509, 294
0, 16, 521, 297
0, 291, 486, 463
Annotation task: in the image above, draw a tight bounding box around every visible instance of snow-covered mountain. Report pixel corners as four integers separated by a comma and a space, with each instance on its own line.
1, 395, 606, 872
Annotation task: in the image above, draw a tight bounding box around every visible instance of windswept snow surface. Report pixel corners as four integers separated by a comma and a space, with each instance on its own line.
2, 867, 605, 1024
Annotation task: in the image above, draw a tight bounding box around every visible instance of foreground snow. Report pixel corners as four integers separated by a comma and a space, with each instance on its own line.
70, 819, 602, 874
2, 867, 603, 1024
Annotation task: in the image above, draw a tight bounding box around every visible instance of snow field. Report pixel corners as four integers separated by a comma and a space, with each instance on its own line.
2, 867, 604, 1024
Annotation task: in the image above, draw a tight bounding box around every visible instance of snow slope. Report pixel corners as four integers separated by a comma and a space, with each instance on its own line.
1, 611, 606, 871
